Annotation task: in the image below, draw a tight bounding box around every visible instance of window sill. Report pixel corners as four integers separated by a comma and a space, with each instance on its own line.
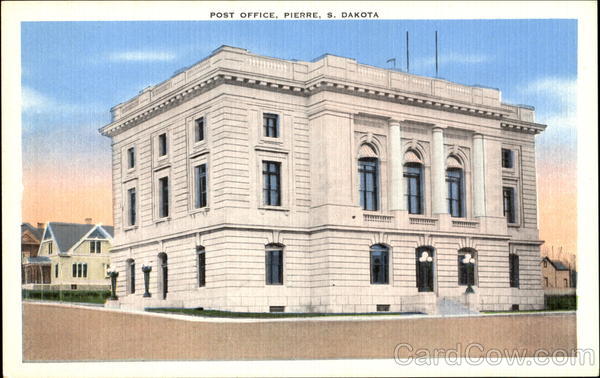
124, 225, 138, 232
190, 207, 210, 215
507, 223, 521, 228
189, 145, 209, 158
154, 217, 171, 224
258, 206, 289, 212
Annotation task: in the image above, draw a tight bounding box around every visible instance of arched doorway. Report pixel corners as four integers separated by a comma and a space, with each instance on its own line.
158, 252, 168, 299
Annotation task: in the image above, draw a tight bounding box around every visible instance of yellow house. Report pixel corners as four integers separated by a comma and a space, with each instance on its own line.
34, 222, 114, 290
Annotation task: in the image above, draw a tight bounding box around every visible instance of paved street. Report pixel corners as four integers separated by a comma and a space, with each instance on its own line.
23, 302, 577, 361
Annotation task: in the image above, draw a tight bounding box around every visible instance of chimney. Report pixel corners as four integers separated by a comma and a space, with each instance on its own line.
85, 218, 93, 225
37, 222, 45, 230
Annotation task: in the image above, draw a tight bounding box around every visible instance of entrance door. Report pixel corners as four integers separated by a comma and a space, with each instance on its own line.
416, 247, 435, 292
158, 253, 168, 299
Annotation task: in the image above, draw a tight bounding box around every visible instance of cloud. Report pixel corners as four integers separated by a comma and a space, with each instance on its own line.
22, 86, 77, 114
108, 50, 176, 62
523, 76, 577, 116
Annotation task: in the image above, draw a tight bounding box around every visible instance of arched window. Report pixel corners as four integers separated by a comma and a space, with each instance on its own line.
126, 259, 135, 294
370, 244, 389, 284
416, 247, 435, 292
404, 162, 423, 214
358, 157, 379, 211
458, 249, 477, 286
446, 156, 464, 217
265, 244, 283, 285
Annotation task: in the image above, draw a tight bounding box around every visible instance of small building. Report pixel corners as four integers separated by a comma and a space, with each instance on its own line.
541, 257, 572, 290
21, 222, 47, 284
26, 221, 114, 290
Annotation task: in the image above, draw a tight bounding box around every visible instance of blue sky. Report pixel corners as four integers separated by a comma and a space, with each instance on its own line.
21, 19, 578, 251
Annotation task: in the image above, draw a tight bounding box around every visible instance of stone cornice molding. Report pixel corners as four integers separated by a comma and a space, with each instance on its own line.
100, 71, 545, 137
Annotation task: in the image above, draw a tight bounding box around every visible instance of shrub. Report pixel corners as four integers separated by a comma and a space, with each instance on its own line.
545, 295, 577, 310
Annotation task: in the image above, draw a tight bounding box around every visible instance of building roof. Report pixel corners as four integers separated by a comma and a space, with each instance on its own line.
45, 222, 113, 253
21, 223, 43, 241
543, 257, 570, 271
25, 256, 51, 264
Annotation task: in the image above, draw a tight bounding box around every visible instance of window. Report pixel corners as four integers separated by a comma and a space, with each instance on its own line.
126, 259, 135, 294
458, 249, 477, 286
266, 246, 283, 285
543, 260, 547, 268
404, 163, 423, 214
376, 304, 390, 312
446, 168, 464, 217
544, 277, 548, 286
509, 253, 520, 288
262, 161, 281, 206
503, 187, 516, 223
564, 278, 568, 287
359, 158, 379, 211
48, 242, 53, 254
194, 164, 208, 208
194, 117, 205, 142
90, 240, 102, 254
72, 263, 87, 278
158, 133, 167, 156
197, 246, 206, 287
55, 264, 59, 278
370, 244, 389, 284
159, 176, 169, 218
269, 306, 285, 313
263, 113, 279, 138
502, 148, 513, 168
127, 147, 135, 169
416, 247, 435, 292
128, 188, 137, 226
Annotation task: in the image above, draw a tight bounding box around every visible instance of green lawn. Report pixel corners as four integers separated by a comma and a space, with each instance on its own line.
22, 289, 111, 304
146, 308, 424, 318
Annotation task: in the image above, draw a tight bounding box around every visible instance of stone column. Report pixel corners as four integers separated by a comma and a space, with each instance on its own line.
389, 120, 405, 211
431, 127, 446, 214
472, 133, 486, 217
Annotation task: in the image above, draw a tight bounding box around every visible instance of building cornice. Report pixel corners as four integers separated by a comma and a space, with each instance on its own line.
99, 47, 545, 137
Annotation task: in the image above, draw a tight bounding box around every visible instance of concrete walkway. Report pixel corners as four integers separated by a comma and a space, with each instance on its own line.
23, 302, 576, 361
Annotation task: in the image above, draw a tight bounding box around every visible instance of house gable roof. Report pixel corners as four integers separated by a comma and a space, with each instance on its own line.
542, 257, 569, 271
21, 223, 43, 241
46, 222, 94, 253
60, 223, 115, 253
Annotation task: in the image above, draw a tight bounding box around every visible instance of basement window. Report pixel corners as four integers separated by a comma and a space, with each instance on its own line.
269, 306, 285, 313
376, 304, 390, 312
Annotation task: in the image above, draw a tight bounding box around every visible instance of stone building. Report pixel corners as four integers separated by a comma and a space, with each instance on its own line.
100, 46, 546, 313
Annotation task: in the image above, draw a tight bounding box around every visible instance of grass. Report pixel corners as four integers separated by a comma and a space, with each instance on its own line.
482, 309, 575, 314
146, 308, 424, 318
22, 289, 111, 304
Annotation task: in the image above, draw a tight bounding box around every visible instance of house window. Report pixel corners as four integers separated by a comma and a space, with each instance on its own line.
55, 264, 59, 278
127, 147, 135, 169
502, 148, 513, 168
266, 246, 283, 285
509, 253, 520, 288
446, 168, 464, 217
159, 176, 169, 218
359, 158, 379, 211
48, 242, 53, 254
544, 277, 548, 286
564, 278, 568, 287
416, 247, 435, 292
458, 249, 477, 286
503, 187, 516, 223
262, 161, 281, 206
197, 246, 206, 287
404, 163, 423, 214
543, 260, 547, 268
90, 240, 102, 254
158, 133, 168, 156
127, 259, 135, 294
263, 113, 279, 138
72, 263, 87, 278
128, 188, 137, 226
370, 244, 389, 285
194, 117, 205, 142
194, 164, 208, 209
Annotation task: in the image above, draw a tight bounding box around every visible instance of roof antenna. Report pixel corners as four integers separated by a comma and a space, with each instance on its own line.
406, 31, 410, 73
435, 31, 439, 77
386, 58, 396, 69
